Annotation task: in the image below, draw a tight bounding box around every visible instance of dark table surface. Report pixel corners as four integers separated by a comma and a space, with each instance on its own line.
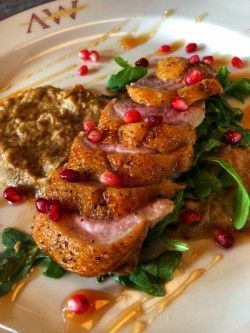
0, 0, 53, 20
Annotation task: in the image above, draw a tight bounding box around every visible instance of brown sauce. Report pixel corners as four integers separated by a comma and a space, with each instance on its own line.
104, 252, 223, 333
120, 10, 176, 50
195, 12, 209, 23
120, 34, 152, 50
62, 289, 117, 332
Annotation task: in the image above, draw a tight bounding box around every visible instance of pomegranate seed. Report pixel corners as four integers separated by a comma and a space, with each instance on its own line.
3, 187, 22, 204
189, 54, 200, 64
180, 209, 202, 224
159, 44, 170, 53
185, 69, 202, 85
185, 43, 197, 53
231, 56, 245, 69
36, 198, 49, 213
47, 200, 62, 222
213, 228, 235, 249
223, 130, 242, 145
59, 169, 80, 182
87, 128, 102, 143
135, 57, 149, 68
147, 115, 163, 126
123, 109, 143, 123
78, 49, 90, 60
77, 65, 88, 76
170, 97, 189, 111
67, 293, 91, 314
100, 171, 123, 187
89, 50, 100, 63
202, 55, 214, 65
83, 120, 95, 132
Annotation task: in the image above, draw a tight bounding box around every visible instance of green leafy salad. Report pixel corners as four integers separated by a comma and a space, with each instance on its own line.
1, 59, 250, 297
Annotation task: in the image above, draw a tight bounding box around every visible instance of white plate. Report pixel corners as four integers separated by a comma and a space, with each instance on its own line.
0, 0, 250, 332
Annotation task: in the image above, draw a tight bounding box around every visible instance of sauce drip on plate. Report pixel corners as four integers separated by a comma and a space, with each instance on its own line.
62, 289, 117, 332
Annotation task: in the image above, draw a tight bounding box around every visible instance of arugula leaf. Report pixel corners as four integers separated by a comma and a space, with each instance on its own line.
203, 157, 250, 229
112, 251, 181, 296
147, 191, 184, 240
0, 228, 65, 296
108, 56, 147, 92
217, 65, 250, 102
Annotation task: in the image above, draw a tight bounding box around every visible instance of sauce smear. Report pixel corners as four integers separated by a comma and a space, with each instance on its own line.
62, 289, 117, 332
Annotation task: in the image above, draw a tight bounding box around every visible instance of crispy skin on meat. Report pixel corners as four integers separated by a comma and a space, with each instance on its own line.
143, 123, 196, 153
33, 199, 174, 276
118, 122, 150, 147
99, 101, 197, 152
119, 122, 196, 152
178, 79, 223, 105
47, 166, 185, 220
127, 84, 177, 107
104, 182, 185, 219
107, 145, 194, 186
128, 57, 222, 107
156, 57, 189, 82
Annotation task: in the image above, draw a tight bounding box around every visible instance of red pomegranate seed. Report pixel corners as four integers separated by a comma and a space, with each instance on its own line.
189, 54, 200, 64
170, 96, 189, 111
87, 129, 102, 143
36, 198, 49, 213
147, 115, 163, 126
159, 44, 170, 53
231, 56, 245, 69
100, 171, 123, 187
89, 50, 100, 63
77, 65, 88, 76
59, 169, 80, 182
47, 200, 62, 222
180, 209, 202, 224
202, 55, 214, 65
78, 49, 90, 61
213, 228, 235, 249
223, 130, 242, 145
3, 187, 22, 204
67, 293, 91, 314
83, 120, 95, 132
185, 43, 197, 53
135, 57, 149, 68
185, 69, 202, 85
123, 109, 143, 123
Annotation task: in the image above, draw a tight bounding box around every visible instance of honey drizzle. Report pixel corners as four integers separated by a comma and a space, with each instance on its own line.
104, 254, 223, 333
90, 26, 122, 47
120, 9, 176, 50
195, 12, 209, 23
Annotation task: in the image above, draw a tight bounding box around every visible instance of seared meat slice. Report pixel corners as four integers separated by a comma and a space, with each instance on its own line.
47, 168, 183, 220
99, 100, 204, 145
178, 79, 223, 105
33, 199, 174, 276
33, 57, 222, 277
126, 75, 180, 107
65, 133, 194, 187
107, 145, 194, 186
128, 57, 222, 107
118, 122, 196, 152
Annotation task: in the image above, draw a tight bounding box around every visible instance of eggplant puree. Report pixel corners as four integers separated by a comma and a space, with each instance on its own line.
0, 85, 107, 192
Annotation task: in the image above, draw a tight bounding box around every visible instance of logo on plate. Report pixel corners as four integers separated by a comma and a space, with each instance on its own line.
26, 0, 85, 33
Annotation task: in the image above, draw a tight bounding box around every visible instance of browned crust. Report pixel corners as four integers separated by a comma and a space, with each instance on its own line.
32, 212, 147, 276
156, 57, 189, 82
178, 79, 223, 105
127, 85, 177, 107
